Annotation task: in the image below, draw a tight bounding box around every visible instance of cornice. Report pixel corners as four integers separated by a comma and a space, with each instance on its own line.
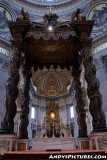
0, 39, 12, 57
0, 39, 11, 49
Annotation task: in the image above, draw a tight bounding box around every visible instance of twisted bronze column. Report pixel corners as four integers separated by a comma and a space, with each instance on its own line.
19, 66, 32, 139
2, 48, 21, 132
82, 39, 106, 132
72, 62, 87, 137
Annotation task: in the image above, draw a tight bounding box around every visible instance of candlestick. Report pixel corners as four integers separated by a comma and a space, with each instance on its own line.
45, 126, 47, 138
69, 127, 72, 138
35, 128, 38, 138
52, 122, 55, 138
40, 128, 43, 138
60, 126, 63, 138
65, 128, 67, 138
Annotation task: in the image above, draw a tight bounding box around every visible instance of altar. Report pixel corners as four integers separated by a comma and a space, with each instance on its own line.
32, 138, 75, 151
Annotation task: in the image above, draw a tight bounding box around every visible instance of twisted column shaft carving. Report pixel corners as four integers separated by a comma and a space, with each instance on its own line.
72, 64, 87, 137
19, 67, 32, 139
82, 39, 106, 132
3, 48, 21, 131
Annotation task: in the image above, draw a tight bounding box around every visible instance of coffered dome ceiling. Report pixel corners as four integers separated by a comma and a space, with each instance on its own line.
26, 0, 70, 4
32, 66, 72, 97
4, 0, 90, 18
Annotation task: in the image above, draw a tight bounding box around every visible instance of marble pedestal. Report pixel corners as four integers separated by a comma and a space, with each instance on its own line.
77, 137, 90, 149
32, 138, 75, 151
15, 139, 30, 151
0, 134, 17, 152
89, 132, 107, 150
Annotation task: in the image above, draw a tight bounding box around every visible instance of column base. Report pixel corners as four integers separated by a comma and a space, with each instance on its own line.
92, 127, 107, 133
78, 135, 88, 138
0, 134, 17, 152
0, 128, 15, 135
89, 132, 107, 150
16, 139, 30, 151
77, 137, 90, 149
19, 135, 29, 139
0, 123, 15, 134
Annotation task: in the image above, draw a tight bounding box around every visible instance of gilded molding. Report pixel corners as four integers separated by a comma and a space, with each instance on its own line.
5, 95, 16, 100
89, 94, 101, 99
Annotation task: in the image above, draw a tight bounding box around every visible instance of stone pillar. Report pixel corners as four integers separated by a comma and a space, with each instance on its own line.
66, 104, 70, 125
72, 94, 78, 147
19, 67, 32, 139
72, 63, 87, 137
82, 39, 106, 132
1, 48, 21, 133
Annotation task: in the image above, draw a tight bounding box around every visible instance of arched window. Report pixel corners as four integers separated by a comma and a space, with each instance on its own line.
31, 107, 36, 119
70, 106, 74, 118
67, 84, 71, 91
